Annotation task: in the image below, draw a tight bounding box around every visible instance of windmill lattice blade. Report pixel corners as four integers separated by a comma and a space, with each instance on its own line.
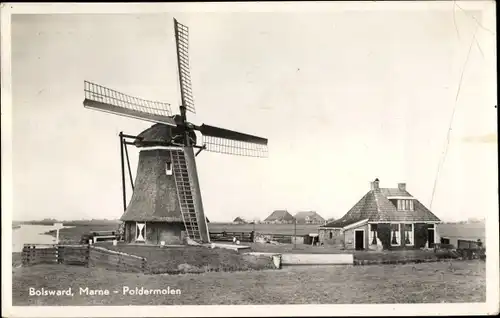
199, 124, 268, 145
83, 81, 176, 127
174, 19, 195, 113
202, 135, 269, 158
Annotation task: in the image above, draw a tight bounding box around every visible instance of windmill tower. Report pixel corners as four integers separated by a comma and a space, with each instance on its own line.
83, 18, 268, 245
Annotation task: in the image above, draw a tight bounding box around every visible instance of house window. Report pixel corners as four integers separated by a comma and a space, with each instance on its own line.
390, 223, 400, 246
329, 231, 333, 239
166, 161, 173, 175
369, 224, 378, 245
397, 199, 414, 211
403, 224, 414, 245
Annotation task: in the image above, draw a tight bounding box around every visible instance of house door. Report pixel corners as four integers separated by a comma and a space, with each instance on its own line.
355, 230, 364, 250
427, 228, 435, 248
136, 222, 146, 242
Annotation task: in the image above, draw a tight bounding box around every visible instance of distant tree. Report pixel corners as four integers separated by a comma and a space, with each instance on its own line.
325, 217, 336, 225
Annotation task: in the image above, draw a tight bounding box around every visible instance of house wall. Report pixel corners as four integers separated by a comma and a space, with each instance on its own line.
319, 228, 344, 248
344, 224, 369, 250
434, 223, 441, 244
374, 222, 440, 249
124, 221, 185, 245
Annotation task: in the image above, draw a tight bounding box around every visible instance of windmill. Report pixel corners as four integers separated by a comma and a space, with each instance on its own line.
83, 18, 268, 245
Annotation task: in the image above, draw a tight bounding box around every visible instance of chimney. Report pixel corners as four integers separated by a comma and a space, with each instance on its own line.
398, 183, 406, 191
370, 178, 380, 191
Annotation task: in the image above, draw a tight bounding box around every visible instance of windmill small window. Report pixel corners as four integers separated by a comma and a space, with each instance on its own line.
166, 159, 173, 176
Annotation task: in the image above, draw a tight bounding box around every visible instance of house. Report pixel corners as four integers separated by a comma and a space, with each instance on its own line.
264, 210, 295, 224
319, 178, 441, 250
294, 211, 325, 225
233, 217, 247, 224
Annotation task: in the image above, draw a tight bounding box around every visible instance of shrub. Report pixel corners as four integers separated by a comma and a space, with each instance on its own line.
414, 223, 428, 248
376, 223, 391, 250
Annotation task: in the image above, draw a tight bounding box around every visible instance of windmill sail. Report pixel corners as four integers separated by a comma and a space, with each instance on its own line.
83, 81, 176, 126
199, 124, 268, 157
174, 19, 195, 113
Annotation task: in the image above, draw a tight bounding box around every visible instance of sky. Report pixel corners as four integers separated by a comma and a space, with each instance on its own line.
9, 5, 497, 222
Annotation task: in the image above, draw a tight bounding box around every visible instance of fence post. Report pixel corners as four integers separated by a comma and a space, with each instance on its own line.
141, 258, 147, 273
29, 245, 35, 265
22, 246, 28, 266
57, 246, 63, 264
85, 244, 90, 267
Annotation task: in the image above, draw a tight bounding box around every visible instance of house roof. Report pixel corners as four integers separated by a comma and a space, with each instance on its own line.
321, 182, 440, 228
233, 217, 245, 223
264, 210, 295, 222
294, 211, 325, 222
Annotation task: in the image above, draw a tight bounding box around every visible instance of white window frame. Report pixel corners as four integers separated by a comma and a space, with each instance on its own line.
135, 222, 146, 242
390, 223, 401, 246
396, 199, 415, 211
368, 224, 378, 245
403, 223, 414, 246
427, 223, 437, 247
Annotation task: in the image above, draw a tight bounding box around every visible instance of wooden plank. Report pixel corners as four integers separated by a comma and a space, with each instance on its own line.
91, 246, 144, 260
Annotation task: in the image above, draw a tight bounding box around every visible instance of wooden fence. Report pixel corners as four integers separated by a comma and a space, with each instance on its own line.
88, 246, 147, 273
209, 231, 255, 242
21, 244, 147, 272
22, 244, 89, 266
457, 239, 482, 249
208, 231, 308, 244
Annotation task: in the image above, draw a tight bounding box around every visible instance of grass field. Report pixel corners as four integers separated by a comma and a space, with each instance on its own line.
44, 224, 120, 244
105, 244, 275, 273
12, 260, 485, 305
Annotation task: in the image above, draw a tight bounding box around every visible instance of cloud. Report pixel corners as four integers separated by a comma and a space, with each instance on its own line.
461, 133, 498, 144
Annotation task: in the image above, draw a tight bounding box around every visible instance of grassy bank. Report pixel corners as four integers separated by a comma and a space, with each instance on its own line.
105, 244, 276, 274
12, 260, 485, 305
44, 224, 118, 244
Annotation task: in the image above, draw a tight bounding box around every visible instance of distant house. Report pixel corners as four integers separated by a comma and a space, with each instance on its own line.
319, 179, 441, 250
264, 210, 295, 224
233, 217, 247, 224
294, 211, 325, 225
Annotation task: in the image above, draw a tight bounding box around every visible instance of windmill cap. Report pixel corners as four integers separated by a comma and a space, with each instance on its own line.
134, 123, 196, 148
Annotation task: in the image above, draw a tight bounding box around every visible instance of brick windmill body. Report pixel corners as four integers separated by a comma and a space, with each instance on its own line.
83, 19, 268, 245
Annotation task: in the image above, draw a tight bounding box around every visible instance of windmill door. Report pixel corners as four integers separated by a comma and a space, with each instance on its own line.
135, 222, 146, 242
